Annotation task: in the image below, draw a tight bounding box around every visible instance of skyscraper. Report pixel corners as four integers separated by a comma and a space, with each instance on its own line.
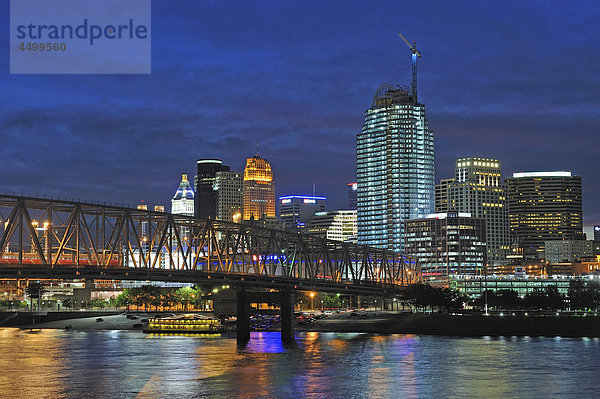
195, 159, 230, 219
507, 171, 584, 260
357, 84, 434, 252
214, 171, 243, 223
435, 158, 510, 266
171, 173, 195, 216
243, 155, 275, 220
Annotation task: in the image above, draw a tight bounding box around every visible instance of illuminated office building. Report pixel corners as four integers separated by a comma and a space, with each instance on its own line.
405, 212, 487, 280
279, 195, 326, 229
306, 210, 357, 242
507, 171, 583, 260
243, 155, 275, 220
357, 84, 434, 252
214, 171, 243, 223
171, 173, 195, 216
435, 158, 509, 266
195, 159, 230, 219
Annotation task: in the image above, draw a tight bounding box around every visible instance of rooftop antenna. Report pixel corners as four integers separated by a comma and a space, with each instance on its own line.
398, 32, 422, 103
312, 183, 316, 197
256, 142, 260, 157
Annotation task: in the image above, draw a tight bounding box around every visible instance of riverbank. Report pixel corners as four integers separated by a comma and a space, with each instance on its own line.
0, 311, 121, 328
309, 311, 600, 337
6, 310, 600, 337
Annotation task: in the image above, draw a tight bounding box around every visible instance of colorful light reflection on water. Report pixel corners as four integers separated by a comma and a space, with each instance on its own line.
0, 329, 598, 398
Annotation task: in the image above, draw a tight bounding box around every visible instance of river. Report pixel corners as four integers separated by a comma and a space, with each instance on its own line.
0, 329, 597, 398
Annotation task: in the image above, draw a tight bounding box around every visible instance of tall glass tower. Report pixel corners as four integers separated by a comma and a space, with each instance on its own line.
357, 84, 434, 252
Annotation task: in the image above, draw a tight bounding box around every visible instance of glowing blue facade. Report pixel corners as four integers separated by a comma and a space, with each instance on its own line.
357, 84, 434, 252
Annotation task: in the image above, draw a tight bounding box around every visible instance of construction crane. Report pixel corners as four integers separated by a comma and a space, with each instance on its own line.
398, 32, 421, 103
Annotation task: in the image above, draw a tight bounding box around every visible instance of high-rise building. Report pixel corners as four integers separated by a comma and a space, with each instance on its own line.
171, 173, 195, 216
595, 225, 600, 241
279, 195, 326, 229
347, 183, 357, 210
243, 155, 275, 220
214, 171, 243, 223
435, 158, 509, 267
507, 171, 584, 260
405, 212, 487, 280
195, 159, 230, 219
306, 210, 357, 242
357, 84, 434, 252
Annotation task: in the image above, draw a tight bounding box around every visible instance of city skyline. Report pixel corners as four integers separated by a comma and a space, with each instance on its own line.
1, 1, 598, 236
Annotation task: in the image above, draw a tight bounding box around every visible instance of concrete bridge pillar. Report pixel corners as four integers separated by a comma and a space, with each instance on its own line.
280, 289, 295, 343
236, 289, 250, 345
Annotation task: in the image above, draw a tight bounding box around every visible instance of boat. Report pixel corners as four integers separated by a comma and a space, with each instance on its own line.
143, 314, 225, 334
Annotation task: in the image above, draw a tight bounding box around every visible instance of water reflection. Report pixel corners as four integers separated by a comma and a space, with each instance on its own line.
0, 329, 599, 398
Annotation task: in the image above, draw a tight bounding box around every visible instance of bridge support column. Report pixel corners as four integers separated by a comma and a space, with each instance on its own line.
280, 289, 295, 342
236, 289, 250, 345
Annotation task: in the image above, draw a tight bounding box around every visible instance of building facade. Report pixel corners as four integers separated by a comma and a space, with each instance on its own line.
195, 159, 230, 219
214, 171, 243, 223
279, 195, 326, 229
507, 171, 584, 260
544, 240, 594, 264
405, 212, 487, 280
171, 173, 195, 216
243, 155, 275, 220
357, 84, 435, 252
306, 210, 358, 242
434, 178, 453, 213
435, 158, 509, 267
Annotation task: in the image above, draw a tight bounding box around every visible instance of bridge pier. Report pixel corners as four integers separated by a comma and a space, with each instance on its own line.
280, 289, 295, 343
236, 289, 250, 345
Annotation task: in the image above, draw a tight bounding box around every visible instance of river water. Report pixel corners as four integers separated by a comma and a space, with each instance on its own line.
0, 329, 597, 398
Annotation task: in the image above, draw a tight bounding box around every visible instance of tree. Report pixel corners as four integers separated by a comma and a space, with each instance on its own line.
26, 282, 46, 311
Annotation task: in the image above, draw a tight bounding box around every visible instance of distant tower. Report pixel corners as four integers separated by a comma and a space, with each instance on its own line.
436, 158, 510, 266
214, 171, 243, 223
347, 183, 357, 210
243, 155, 275, 220
171, 173, 195, 216
195, 159, 230, 219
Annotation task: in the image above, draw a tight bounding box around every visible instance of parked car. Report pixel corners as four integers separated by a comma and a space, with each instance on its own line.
96, 318, 104, 322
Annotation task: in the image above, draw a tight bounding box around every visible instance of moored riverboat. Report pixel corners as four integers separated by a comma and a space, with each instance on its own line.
143, 314, 225, 334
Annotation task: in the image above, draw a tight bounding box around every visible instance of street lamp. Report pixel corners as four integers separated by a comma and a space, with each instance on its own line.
310, 292, 315, 310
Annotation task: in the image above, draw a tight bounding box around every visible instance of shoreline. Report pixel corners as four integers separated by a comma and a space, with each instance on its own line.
4, 311, 600, 337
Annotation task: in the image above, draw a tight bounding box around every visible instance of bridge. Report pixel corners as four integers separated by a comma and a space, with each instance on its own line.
0, 194, 420, 342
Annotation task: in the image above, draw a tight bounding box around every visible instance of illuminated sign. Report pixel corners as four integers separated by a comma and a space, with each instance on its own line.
303, 199, 316, 204
352, 183, 357, 190
595, 225, 600, 232
281, 199, 291, 204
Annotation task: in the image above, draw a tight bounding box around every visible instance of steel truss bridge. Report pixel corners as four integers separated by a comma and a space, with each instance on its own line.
0, 195, 420, 296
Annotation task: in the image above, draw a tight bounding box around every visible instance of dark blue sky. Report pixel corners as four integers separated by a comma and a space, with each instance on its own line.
1, 1, 599, 234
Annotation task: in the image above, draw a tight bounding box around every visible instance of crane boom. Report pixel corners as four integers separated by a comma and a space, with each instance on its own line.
397, 32, 421, 103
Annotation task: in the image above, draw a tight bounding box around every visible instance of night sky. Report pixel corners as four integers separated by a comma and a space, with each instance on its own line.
1, 1, 598, 234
